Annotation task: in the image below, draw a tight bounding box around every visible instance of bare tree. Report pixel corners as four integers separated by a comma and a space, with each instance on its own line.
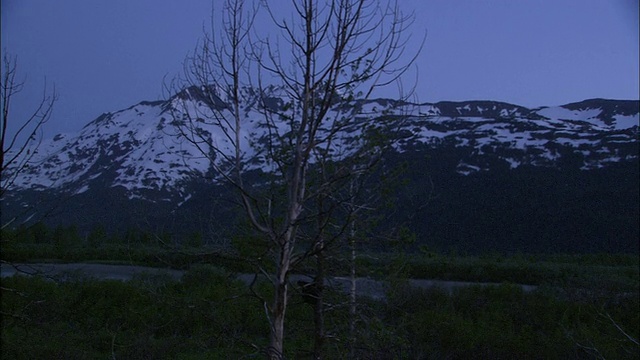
1, 52, 57, 229
1, 51, 58, 319
167, 0, 421, 357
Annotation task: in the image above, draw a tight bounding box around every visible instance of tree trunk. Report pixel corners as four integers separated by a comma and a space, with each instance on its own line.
313, 240, 325, 359
269, 237, 293, 360
269, 269, 288, 359
348, 218, 357, 359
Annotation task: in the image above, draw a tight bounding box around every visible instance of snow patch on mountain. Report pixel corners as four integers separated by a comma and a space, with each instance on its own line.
613, 114, 639, 130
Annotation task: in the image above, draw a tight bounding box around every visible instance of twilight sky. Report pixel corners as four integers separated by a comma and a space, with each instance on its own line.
1, 0, 638, 138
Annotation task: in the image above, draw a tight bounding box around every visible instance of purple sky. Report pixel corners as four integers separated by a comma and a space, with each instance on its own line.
1, 0, 638, 138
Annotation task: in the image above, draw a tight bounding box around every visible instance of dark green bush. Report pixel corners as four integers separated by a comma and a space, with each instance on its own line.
1, 270, 264, 359
382, 283, 638, 359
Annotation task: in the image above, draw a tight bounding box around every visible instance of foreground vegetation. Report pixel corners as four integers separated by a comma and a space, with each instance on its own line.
2, 225, 638, 358
2, 265, 638, 359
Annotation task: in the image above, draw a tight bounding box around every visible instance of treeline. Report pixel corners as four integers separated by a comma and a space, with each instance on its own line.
1, 223, 205, 248
1, 223, 245, 271
3, 223, 158, 249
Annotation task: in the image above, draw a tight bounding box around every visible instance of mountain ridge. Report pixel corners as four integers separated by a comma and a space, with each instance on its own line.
4, 92, 638, 199
2, 92, 638, 253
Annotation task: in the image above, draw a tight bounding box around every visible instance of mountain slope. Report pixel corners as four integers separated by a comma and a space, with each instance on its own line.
5, 92, 638, 197
2, 92, 638, 253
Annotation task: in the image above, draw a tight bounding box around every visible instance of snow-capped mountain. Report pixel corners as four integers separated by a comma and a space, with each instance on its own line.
398, 99, 638, 175
4, 89, 638, 200
2, 89, 638, 253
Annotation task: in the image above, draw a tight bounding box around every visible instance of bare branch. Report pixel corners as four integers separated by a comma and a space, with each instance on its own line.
1, 51, 58, 227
